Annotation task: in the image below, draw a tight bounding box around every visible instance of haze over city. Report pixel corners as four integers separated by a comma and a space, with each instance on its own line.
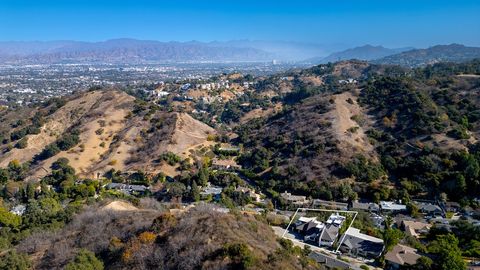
1, 0, 480, 48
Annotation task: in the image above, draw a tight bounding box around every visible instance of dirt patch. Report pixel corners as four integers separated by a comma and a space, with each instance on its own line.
300, 76, 323, 86
332, 61, 369, 78
329, 91, 375, 155
165, 113, 216, 157
219, 90, 236, 101
428, 134, 476, 151
240, 103, 283, 123
101, 200, 139, 211
158, 163, 180, 177
186, 89, 209, 99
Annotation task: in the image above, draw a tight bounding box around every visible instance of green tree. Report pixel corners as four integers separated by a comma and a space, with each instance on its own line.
66, 249, 104, 270
0, 169, 9, 184
407, 202, 420, 218
407, 256, 433, 270
428, 234, 466, 270
166, 182, 186, 200
23, 197, 63, 228
7, 160, 27, 181
51, 157, 70, 170
152, 172, 166, 183
465, 240, 480, 258
198, 167, 209, 187
382, 216, 403, 263
190, 180, 200, 202
129, 170, 149, 185
222, 242, 256, 270
0, 206, 22, 228
25, 182, 36, 201
14, 137, 28, 149
0, 250, 31, 270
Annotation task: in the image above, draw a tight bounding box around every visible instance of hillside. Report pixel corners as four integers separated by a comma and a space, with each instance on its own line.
2, 60, 480, 203
373, 44, 480, 67
1, 59, 480, 270
235, 60, 480, 202
17, 202, 320, 270
236, 89, 378, 200
312, 45, 412, 64
0, 89, 215, 179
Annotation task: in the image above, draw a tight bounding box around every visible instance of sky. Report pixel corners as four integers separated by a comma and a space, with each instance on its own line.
1, 0, 479, 48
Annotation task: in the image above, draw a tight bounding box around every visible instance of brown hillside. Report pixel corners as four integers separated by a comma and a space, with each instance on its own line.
239, 90, 377, 185
0, 90, 216, 180
18, 202, 320, 270
328, 91, 376, 156
0, 91, 108, 168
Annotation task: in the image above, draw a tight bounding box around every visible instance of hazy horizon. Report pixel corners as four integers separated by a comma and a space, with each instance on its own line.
0, 38, 470, 49
1, 0, 479, 49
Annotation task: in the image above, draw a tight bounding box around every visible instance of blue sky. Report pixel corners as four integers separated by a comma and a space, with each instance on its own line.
1, 0, 479, 48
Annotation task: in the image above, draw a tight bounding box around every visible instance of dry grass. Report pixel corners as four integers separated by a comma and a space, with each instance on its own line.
328, 91, 375, 156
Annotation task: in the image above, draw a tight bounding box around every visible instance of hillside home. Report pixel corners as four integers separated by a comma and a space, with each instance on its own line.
281, 191, 309, 206
218, 146, 241, 153
319, 213, 346, 247
385, 244, 421, 269
351, 200, 380, 212
380, 201, 407, 213
152, 89, 169, 98
180, 83, 191, 91
402, 220, 432, 238
339, 227, 384, 258
235, 186, 261, 202
370, 213, 385, 228
105, 183, 149, 195
444, 201, 461, 213
200, 184, 223, 201
430, 217, 453, 231
309, 251, 353, 269
414, 202, 444, 218
294, 217, 325, 242
312, 199, 348, 210
211, 158, 242, 171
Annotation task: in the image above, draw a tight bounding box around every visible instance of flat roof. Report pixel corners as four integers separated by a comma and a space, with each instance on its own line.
345, 227, 383, 243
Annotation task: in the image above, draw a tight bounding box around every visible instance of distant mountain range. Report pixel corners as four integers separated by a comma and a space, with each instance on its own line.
0, 39, 276, 64
0, 39, 346, 64
307, 45, 414, 64
0, 39, 479, 66
373, 44, 480, 67
305, 44, 480, 67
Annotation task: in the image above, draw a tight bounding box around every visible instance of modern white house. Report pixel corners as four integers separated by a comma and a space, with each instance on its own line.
380, 201, 407, 213
318, 213, 346, 247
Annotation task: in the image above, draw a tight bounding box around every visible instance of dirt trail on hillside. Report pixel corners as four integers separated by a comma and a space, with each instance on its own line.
165, 113, 216, 158
329, 91, 375, 155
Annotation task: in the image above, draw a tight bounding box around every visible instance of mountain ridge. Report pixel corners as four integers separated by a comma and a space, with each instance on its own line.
373, 43, 480, 66
0, 39, 275, 63
0, 39, 341, 63
306, 44, 414, 64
